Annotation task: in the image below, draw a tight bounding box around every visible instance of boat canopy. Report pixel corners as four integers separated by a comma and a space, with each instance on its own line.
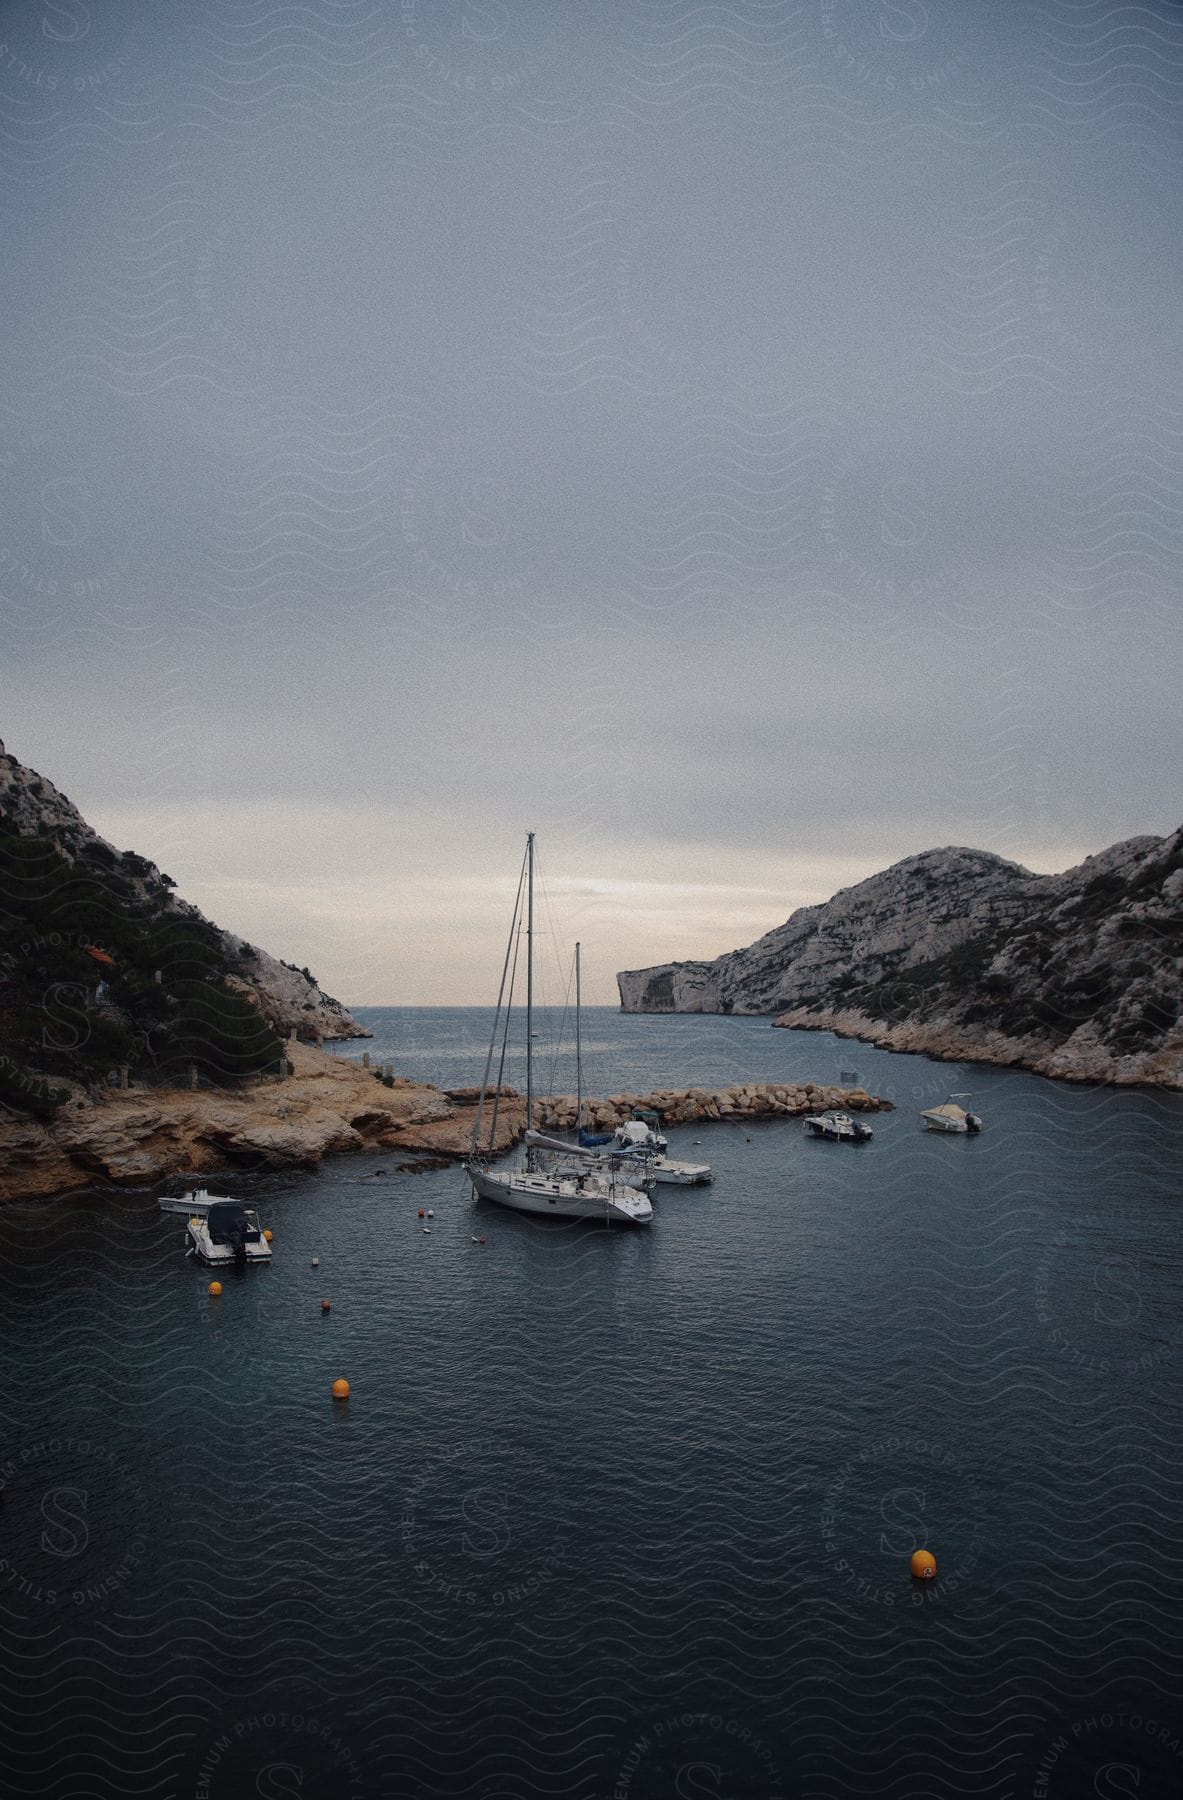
206, 1201, 260, 1244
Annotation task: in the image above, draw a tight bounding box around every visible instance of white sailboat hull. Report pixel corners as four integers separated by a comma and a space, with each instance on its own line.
467, 1162, 652, 1226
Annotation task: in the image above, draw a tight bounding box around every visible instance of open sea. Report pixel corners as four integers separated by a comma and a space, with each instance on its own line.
1, 1008, 1181, 1798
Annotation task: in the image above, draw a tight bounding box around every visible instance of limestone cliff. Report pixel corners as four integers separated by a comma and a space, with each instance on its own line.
618, 832, 1183, 1088
0, 739, 368, 1086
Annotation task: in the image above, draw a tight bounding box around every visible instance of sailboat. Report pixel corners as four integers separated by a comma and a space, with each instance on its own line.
465, 838, 653, 1227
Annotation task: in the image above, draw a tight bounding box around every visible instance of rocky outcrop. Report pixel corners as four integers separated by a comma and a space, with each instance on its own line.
619, 830, 1183, 1089
0, 1042, 890, 1202
0, 1042, 510, 1201
219, 943, 366, 1043
0, 738, 368, 1049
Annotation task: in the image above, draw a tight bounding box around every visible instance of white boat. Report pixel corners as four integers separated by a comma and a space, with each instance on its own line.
610, 1112, 668, 1154
803, 1110, 873, 1143
633, 1151, 712, 1186
920, 1094, 983, 1134
158, 1189, 272, 1265
465, 841, 653, 1228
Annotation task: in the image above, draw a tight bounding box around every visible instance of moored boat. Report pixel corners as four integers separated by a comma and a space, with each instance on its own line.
920, 1094, 983, 1134
465, 842, 653, 1228
159, 1190, 273, 1265
803, 1110, 873, 1143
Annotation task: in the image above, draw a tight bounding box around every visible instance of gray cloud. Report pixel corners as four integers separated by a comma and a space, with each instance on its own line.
2, 0, 1180, 1000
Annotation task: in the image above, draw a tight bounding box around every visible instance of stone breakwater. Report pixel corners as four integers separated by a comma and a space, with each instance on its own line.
0, 1042, 889, 1202
535, 1083, 889, 1132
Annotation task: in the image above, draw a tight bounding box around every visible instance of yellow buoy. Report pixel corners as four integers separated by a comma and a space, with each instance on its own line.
911, 1549, 937, 1580
263, 1228, 273, 1242
331, 1377, 350, 1401
208, 1280, 223, 1298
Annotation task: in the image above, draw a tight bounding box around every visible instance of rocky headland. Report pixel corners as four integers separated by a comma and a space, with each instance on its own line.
0, 1043, 888, 1202
0, 741, 891, 1201
618, 830, 1183, 1089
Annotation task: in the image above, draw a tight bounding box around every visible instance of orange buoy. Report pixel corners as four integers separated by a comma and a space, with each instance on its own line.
321, 1299, 331, 1313
911, 1549, 937, 1580
207, 1280, 223, 1298
263, 1228, 273, 1242
331, 1378, 350, 1401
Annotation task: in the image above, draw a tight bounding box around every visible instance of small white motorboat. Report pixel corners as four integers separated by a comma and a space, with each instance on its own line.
803, 1110, 874, 1143
159, 1189, 272, 1265
609, 1111, 668, 1154
920, 1095, 983, 1134
637, 1153, 712, 1186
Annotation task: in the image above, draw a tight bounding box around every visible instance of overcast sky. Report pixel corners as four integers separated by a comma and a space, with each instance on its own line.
2, 1, 1180, 1003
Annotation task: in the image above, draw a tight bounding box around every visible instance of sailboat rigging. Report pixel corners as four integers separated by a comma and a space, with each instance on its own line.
465, 836, 653, 1227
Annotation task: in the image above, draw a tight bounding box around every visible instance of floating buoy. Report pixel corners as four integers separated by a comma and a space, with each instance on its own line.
478, 1236, 486, 1245
331, 1378, 350, 1401
208, 1280, 223, 1297
911, 1549, 937, 1580
417, 1209, 425, 1219
426, 1208, 434, 1218
321, 1299, 331, 1314
375, 1168, 386, 1176
422, 1227, 431, 1234
263, 1228, 273, 1242
311, 1257, 320, 1268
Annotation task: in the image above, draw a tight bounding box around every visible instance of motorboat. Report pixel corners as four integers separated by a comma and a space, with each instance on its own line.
920, 1094, 983, 1134
159, 1189, 272, 1265
803, 1110, 873, 1143
465, 841, 652, 1228
609, 1110, 668, 1154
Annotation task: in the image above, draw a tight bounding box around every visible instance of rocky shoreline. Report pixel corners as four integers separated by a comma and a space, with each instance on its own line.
0, 1041, 890, 1203
771, 1006, 1183, 1088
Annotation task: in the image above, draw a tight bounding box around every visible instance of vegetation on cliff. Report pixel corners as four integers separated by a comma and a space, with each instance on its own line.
0, 742, 362, 1112
619, 830, 1183, 1087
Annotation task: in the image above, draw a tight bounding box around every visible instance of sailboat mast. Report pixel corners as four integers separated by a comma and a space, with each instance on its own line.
575, 941, 582, 1135
525, 831, 534, 1132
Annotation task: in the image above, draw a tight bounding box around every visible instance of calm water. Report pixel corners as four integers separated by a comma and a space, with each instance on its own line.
1, 1010, 1181, 1797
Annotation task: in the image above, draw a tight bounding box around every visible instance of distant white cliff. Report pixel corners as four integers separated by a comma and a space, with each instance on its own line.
618, 834, 1183, 1088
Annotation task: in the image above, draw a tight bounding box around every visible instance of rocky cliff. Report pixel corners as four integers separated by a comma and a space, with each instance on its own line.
0, 740, 367, 1079
618, 832, 1183, 1088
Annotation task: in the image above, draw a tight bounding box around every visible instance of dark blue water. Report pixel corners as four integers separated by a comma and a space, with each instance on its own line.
2, 1010, 1181, 1797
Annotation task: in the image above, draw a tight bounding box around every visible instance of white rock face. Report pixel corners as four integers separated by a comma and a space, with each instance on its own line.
619, 847, 1037, 1014
618, 832, 1183, 1088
